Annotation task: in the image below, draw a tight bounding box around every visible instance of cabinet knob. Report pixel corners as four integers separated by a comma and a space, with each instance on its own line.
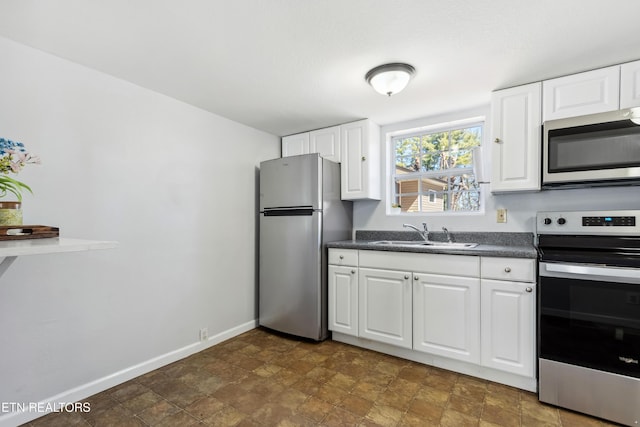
339, 255, 344, 259
414, 276, 419, 281
351, 269, 356, 274
525, 287, 533, 293
361, 156, 366, 161
494, 138, 501, 143
404, 274, 410, 280
504, 267, 511, 273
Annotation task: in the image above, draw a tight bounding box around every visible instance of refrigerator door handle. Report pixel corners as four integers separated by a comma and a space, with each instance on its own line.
263, 208, 315, 217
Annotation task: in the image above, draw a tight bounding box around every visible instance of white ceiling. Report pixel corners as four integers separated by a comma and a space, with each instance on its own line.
1, 0, 639, 137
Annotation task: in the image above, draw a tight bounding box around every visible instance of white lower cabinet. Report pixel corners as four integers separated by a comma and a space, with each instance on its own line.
413, 273, 480, 363
480, 279, 536, 377
328, 249, 359, 336
358, 268, 412, 349
328, 265, 358, 336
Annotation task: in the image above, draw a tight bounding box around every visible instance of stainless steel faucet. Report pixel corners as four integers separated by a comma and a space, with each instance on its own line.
403, 222, 429, 242
442, 227, 453, 243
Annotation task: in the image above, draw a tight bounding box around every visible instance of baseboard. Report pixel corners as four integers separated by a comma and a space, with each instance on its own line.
0, 319, 258, 427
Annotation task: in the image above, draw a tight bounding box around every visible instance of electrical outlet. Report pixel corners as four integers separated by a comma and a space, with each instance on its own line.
199, 327, 208, 341
496, 209, 507, 223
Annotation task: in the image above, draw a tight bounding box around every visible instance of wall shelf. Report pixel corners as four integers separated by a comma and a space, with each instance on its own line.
0, 237, 117, 257
0, 238, 117, 276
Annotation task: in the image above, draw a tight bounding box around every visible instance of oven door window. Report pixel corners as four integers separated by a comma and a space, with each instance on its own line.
547, 121, 640, 173
540, 275, 640, 378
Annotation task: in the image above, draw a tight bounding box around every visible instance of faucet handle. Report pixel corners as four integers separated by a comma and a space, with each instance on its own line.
442, 227, 452, 243
421, 222, 428, 231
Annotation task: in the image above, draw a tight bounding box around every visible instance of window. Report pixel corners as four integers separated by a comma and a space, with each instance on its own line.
391, 121, 482, 213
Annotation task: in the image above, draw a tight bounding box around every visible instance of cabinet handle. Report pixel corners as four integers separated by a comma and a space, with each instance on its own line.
351, 269, 356, 274
494, 138, 501, 143
404, 274, 410, 280
504, 267, 511, 273
362, 156, 366, 161
525, 287, 533, 293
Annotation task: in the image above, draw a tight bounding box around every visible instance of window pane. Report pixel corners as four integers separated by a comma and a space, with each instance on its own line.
450, 190, 481, 211
395, 137, 420, 169
422, 176, 448, 192
396, 155, 419, 172
450, 149, 474, 168
396, 178, 419, 212
419, 192, 446, 212
422, 132, 449, 153
420, 151, 445, 171
451, 173, 479, 191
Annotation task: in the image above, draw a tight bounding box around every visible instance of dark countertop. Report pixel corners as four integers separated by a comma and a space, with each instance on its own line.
327, 230, 538, 259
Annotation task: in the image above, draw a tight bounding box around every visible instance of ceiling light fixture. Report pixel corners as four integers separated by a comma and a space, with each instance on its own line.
365, 63, 415, 97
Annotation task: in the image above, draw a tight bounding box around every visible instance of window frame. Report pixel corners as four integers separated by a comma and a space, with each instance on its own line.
387, 116, 485, 216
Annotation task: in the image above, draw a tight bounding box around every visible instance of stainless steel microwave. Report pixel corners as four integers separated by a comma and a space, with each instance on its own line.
543, 108, 640, 188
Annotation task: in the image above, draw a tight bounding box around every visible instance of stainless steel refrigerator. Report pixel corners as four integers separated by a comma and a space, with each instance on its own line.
259, 153, 352, 341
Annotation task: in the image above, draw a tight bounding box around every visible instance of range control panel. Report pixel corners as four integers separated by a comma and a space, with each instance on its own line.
582, 216, 636, 227
537, 210, 640, 235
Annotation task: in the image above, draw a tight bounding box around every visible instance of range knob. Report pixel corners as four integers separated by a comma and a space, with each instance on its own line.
557, 218, 566, 225
543, 218, 552, 225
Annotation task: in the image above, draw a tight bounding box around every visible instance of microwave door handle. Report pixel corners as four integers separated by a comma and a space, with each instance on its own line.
543, 263, 640, 280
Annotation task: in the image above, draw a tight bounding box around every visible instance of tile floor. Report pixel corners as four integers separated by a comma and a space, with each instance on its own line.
25, 328, 620, 427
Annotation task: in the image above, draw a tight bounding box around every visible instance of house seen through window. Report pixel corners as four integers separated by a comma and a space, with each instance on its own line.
392, 121, 482, 213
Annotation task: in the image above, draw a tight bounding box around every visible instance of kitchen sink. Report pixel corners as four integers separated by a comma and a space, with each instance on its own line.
371, 240, 478, 248
371, 240, 426, 246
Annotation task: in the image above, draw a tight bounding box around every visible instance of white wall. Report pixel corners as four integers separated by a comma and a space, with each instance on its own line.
354, 106, 640, 234
0, 37, 279, 426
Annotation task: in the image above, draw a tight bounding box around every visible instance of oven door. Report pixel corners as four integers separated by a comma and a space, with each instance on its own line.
539, 261, 640, 378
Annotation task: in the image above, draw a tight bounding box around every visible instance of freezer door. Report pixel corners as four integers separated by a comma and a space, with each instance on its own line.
259, 210, 324, 340
259, 154, 322, 211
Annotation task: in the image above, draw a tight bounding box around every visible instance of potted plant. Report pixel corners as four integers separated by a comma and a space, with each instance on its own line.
0, 137, 40, 225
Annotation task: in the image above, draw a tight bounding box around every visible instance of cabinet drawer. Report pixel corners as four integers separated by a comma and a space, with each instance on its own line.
329, 249, 358, 266
481, 257, 535, 282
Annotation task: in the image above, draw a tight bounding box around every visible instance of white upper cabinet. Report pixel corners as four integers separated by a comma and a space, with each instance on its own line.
282, 125, 341, 162
542, 65, 620, 121
281, 133, 310, 157
309, 125, 341, 163
490, 82, 542, 193
620, 59, 640, 109
340, 119, 381, 200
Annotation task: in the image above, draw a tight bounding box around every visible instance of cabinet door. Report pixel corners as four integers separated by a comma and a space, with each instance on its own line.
481, 279, 536, 377
620, 59, 640, 109
490, 83, 542, 192
413, 273, 480, 363
542, 66, 620, 121
340, 120, 381, 200
310, 126, 341, 163
359, 268, 412, 348
328, 265, 358, 336
281, 133, 310, 157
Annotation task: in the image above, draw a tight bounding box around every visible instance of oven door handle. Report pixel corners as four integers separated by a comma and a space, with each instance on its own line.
541, 262, 640, 281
